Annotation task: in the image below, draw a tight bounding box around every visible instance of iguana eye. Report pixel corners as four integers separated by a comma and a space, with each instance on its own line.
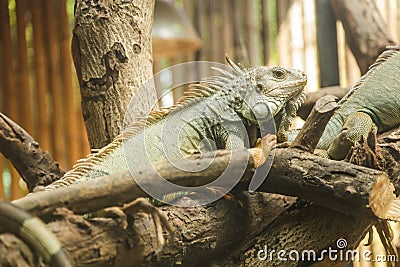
272, 67, 287, 79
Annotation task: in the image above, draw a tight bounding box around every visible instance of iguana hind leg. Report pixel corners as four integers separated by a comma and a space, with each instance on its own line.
327, 111, 375, 160
102, 198, 173, 255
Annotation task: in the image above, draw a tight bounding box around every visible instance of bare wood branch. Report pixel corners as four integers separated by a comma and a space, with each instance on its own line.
12, 147, 394, 221
297, 86, 349, 120
0, 113, 64, 191
291, 95, 338, 152
221, 203, 372, 267
1, 193, 295, 266
330, 0, 396, 74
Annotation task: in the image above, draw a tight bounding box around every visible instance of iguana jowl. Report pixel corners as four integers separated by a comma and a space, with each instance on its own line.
315, 46, 400, 159
44, 57, 307, 193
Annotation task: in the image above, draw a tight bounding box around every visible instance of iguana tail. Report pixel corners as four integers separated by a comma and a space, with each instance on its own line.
0, 200, 72, 267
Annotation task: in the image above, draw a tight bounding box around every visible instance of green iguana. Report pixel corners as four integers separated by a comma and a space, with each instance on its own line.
43, 57, 307, 193
5, 57, 307, 264
315, 46, 400, 159
306, 46, 400, 263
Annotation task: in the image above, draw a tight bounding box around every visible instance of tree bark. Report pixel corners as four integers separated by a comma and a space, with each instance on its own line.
1, 193, 296, 266
72, 0, 157, 149
221, 203, 371, 267
330, 0, 396, 74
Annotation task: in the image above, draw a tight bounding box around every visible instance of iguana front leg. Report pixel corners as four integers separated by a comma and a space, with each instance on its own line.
326, 111, 375, 160
249, 134, 277, 167
277, 98, 298, 143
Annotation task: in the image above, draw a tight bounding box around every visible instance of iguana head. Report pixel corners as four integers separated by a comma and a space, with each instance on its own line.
222, 57, 307, 125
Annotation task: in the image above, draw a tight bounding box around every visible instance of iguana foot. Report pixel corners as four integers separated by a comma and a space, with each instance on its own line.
249, 134, 277, 168
102, 206, 128, 229
122, 197, 174, 255
102, 198, 173, 255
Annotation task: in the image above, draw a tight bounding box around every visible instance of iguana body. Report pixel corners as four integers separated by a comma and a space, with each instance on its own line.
44, 57, 307, 196
316, 46, 400, 159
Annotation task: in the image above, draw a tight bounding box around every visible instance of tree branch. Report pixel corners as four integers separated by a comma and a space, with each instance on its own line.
0, 113, 64, 191
291, 95, 338, 152
296, 86, 348, 120
330, 0, 396, 74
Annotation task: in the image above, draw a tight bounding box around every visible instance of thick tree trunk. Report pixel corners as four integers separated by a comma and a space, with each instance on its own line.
72, 0, 157, 148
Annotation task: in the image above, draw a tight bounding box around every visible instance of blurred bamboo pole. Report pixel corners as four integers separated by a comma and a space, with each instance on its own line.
209, 0, 223, 63
79, 116, 90, 159
0, 159, 4, 200
0, 2, 5, 200
245, 0, 260, 66
277, 0, 292, 66
233, 0, 248, 63
222, 0, 234, 57
261, 0, 270, 65
59, 0, 80, 168
0, 0, 22, 199
16, 0, 33, 134
44, 0, 66, 168
31, 0, 51, 152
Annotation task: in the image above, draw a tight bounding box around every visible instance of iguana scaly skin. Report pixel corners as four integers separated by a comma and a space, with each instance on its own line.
316, 46, 400, 159
44, 57, 307, 192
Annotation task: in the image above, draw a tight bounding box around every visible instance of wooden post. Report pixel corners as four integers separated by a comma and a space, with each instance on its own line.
291, 95, 338, 152
315, 0, 340, 87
